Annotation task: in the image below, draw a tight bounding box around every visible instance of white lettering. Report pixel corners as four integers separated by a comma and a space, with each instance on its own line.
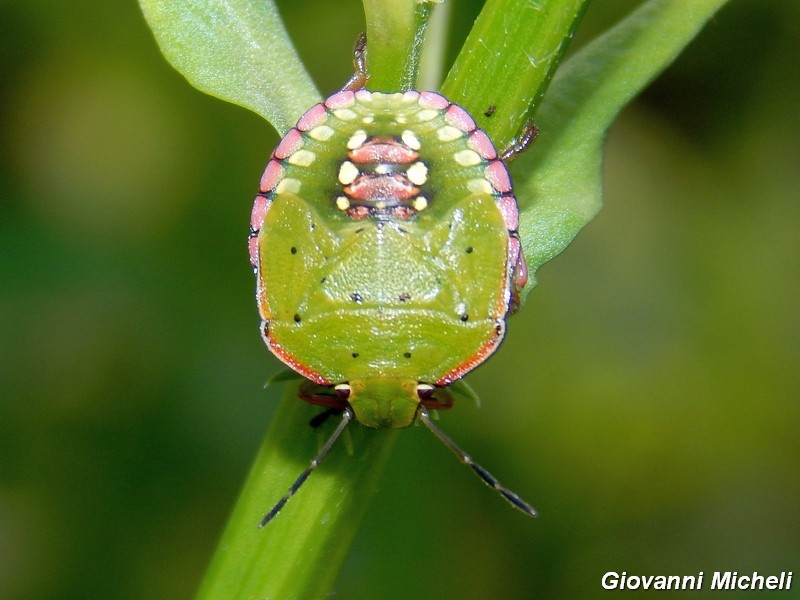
751, 572, 765, 589
641, 576, 656, 589
712, 571, 733, 589
602, 570, 790, 591
602, 572, 619, 590
681, 574, 701, 590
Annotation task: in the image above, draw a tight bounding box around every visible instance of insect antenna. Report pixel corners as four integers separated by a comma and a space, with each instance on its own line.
418, 408, 538, 518
259, 408, 354, 527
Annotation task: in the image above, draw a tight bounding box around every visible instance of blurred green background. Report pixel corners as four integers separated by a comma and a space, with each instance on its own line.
1, 1, 798, 598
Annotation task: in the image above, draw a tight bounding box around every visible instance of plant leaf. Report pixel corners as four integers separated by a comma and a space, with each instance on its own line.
139, 0, 320, 134
515, 0, 730, 297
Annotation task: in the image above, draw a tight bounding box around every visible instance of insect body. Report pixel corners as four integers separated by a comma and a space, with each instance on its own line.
249, 43, 536, 526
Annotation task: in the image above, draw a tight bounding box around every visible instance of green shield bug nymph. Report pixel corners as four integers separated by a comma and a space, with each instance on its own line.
249, 36, 537, 526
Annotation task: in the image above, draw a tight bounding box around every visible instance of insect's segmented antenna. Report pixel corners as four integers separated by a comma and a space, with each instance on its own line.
418, 408, 538, 518
259, 408, 354, 527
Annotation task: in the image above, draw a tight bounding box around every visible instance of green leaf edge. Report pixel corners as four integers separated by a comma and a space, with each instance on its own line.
516, 0, 731, 297
139, 0, 320, 135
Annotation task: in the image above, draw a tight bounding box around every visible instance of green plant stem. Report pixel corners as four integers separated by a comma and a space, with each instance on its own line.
417, 0, 451, 90
363, 0, 438, 90
195, 385, 398, 600
441, 0, 591, 149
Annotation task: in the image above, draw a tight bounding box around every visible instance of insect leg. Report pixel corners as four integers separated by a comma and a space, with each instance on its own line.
499, 122, 539, 162
259, 408, 354, 527
418, 408, 538, 518
342, 33, 369, 92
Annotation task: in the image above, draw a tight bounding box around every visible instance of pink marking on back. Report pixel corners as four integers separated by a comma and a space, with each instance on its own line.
468, 130, 498, 160
259, 160, 283, 193
345, 174, 418, 201
418, 91, 449, 110
496, 194, 519, 231
248, 234, 260, 269
349, 139, 418, 164
346, 205, 371, 220
273, 129, 303, 160
391, 206, 416, 220
296, 103, 328, 131
445, 104, 476, 132
485, 160, 512, 193
325, 90, 356, 109
250, 195, 271, 231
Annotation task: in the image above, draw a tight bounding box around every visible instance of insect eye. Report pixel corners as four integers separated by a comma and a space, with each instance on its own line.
416, 383, 435, 400
334, 383, 351, 400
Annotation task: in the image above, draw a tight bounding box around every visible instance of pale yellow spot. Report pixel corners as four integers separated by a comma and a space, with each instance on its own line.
467, 178, 493, 195
338, 161, 360, 185
362, 116, 374, 125
335, 196, 350, 211
436, 125, 462, 142
276, 178, 301, 194
406, 161, 428, 185
347, 130, 368, 150
394, 115, 407, 125
413, 196, 428, 211
401, 130, 421, 150
333, 108, 357, 121
454, 149, 481, 166
308, 125, 334, 141
375, 164, 392, 175
286, 149, 316, 167
416, 109, 440, 122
